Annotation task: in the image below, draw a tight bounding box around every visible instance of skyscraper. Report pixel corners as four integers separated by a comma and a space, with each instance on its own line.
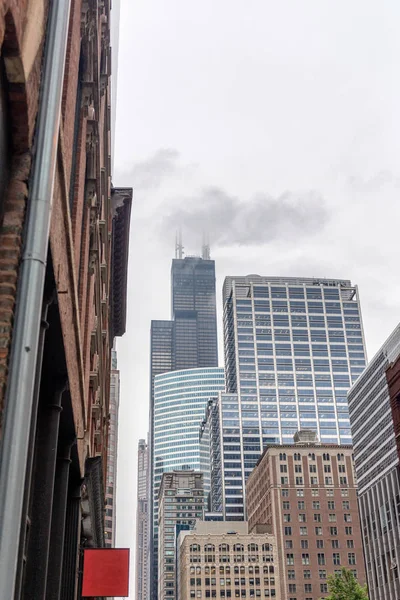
147, 249, 219, 600
348, 324, 400, 600
201, 275, 367, 519
136, 439, 149, 600
158, 471, 204, 600
171, 256, 218, 370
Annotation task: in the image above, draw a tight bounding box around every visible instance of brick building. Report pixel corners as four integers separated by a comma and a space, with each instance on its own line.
178, 521, 280, 600
246, 432, 366, 600
0, 1, 131, 598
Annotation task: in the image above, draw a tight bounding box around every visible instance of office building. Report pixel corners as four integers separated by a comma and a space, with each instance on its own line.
136, 439, 149, 600
153, 367, 225, 597
105, 349, 120, 548
171, 255, 219, 370
178, 521, 279, 600
246, 431, 366, 600
204, 275, 366, 519
148, 249, 219, 600
158, 471, 205, 600
348, 324, 400, 600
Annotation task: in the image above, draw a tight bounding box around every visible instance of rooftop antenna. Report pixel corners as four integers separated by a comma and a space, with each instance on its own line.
175, 229, 184, 259
201, 232, 210, 260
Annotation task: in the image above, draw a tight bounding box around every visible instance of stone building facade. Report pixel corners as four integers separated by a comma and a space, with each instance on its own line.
0, 1, 131, 598
246, 433, 366, 600
178, 521, 280, 600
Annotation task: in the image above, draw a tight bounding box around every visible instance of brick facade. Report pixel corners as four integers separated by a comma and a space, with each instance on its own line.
246, 443, 366, 600
0, 1, 132, 597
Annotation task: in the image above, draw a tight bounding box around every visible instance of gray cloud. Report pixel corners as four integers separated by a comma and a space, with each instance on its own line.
130, 148, 181, 190
162, 186, 329, 246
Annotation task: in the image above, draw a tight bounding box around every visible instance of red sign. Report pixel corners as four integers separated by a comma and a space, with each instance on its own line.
82, 548, 130, 597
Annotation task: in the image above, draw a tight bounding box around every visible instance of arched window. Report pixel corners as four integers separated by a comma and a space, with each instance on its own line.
205, 544, 215, 552
323, 453, 330, 461
219, 544, 230, 552
234, 544, 244, 552
308, 453, 315, 460
190, 544, 200, 552
279, 453, 286, 461
294, 453, 301, 461
248, 544, 258, 552
262, 544, 272, 552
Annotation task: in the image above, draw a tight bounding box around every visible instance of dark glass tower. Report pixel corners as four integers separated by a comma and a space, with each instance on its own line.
147, 252, 218, 600
171, 257, 218, 369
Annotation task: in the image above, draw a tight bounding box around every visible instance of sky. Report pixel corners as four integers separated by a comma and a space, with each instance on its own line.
112, 1, 400, 595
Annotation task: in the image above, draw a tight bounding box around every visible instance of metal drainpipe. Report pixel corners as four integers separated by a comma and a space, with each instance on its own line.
0, 1, 71, 598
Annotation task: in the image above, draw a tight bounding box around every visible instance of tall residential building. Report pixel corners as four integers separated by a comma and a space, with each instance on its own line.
148, 251, 219, 600
136, 439, 149, 600
202, 276, 366, 519
158, 471, 205, 600
246, 432, 366, 600
105, 349, 120, 547
348, 324, 400, 600
152, 368, 225, 600
177, 521, 280, 600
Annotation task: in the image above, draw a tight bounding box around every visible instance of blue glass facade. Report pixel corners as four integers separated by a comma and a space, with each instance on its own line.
152, 367, 225, 593
206, 276, 367, 520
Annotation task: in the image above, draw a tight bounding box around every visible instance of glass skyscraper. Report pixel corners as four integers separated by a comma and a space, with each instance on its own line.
147, 253, 219, 600
201, 275, 367, 520
152, 367, 225, 577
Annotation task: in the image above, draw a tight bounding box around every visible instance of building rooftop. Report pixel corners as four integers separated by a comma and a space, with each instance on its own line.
223, 275, 354, 300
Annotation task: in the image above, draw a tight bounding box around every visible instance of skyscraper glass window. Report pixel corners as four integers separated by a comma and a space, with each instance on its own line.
201, 275, 367, 520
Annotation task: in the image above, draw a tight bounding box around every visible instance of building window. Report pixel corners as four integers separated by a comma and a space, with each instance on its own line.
311, 488, 319, 497
312, 501, 320, 509
301, 540, 308, 549
287, 554, 294, 566
283, 502, 290, 510
288, 584, 296, 593
328, 501, 335, 510
316, 540, 324, 549
281, 489, 289, 497
319, 570, 326, 579
317, 553, 325, 566
285, 540, 293, 549
299, 514, 306, 523
344, 514, 352, 523
333, 553, 341, 566
284, 527, 292, 535
320, 583, 328, 593
347, 540, 354, 549
302, 554, 310, 565
304, 584, 312, 593
314, 514, 321, 522
329, 514, 336, 522
315, 527, 322, 536
288, 570, 295, 580
300, 527, 308, 536
330, 527, 338, 536
348, 553, 356, 565
298, 501, 305, 510
332, 540, 339, 549
345, 527, 352, 535
303, 569, 311, 579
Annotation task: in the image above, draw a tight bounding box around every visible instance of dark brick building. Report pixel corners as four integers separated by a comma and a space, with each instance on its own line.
0, 1, 131, 598
246, 432, 366, 600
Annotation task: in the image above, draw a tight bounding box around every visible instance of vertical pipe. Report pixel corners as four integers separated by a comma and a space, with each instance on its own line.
0, 2, 71, 598
14, 298, 51, 600
46, 439, 75, 600
22, 381, 67, 600
60, 484, 82, 600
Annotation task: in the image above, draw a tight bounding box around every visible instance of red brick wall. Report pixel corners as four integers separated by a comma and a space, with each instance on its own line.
387, 355, 400, 462
0, 0, 50, 429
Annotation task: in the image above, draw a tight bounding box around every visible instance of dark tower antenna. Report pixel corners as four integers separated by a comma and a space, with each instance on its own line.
175, 229, 184, 259
201, 232, 210, 260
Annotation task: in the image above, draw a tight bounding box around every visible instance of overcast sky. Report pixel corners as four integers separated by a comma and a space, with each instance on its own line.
113, 1, 400, 595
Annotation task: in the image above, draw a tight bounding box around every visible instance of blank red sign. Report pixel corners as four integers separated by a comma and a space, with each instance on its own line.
82, 548, 130, 597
